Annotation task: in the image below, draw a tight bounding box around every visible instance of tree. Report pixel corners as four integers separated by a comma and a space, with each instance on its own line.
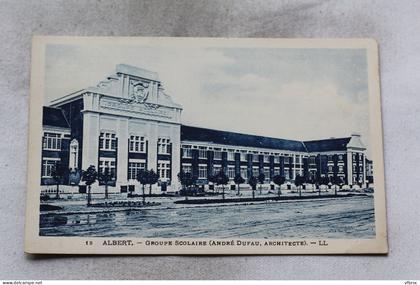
82, 165, 98, 206
233, 174, 245, 196
148, 169, 159, 195
257, 172, 265, 194
294, 174, 304, 197
98, 168, 113, 199
51, 161, 66, 199
137, 169, 149, 204
248, 176, 258, 199
272, 175, 285, 197
177, 171, 197, 200
214, 170, 229, 200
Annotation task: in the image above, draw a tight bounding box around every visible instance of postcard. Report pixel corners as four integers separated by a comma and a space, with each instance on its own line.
25, 37, 387, 254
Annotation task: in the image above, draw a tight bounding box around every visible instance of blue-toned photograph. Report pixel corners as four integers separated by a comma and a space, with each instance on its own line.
38, 42, 376, 240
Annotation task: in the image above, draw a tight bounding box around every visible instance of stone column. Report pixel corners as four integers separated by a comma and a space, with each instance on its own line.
82, 112, 99, 171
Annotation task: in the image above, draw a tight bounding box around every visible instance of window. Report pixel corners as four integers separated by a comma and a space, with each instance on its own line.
213, 164, 222, 175
240, 152, 247, 161
327, 155, 333, 162
158, 160, 171, 179
264, 167, 270, 181
359, 166, 363, 172
158, 138, 170, 154
339, 165, 344, 173
129, 135, 145, 153
198, 164, 207, 179
353, 165, 356, 172
274, 156, 280, 163
99, 132, 117, 151
214, 151, 222, 160
228, 166, 235, 179
43, 132, 62, 150
252, 154, 259, 163
240, 166, 248, 179
264, 155, 269, 163
274, 167, 280, 175
284, 156, 290, 164
295, 156, 301, 164
328, 166, 333, 173
182, 147, 192, 158
128, 160, 146, 180
41, 158, 59, 177
352, 153, 356, 160
227, 151, 235, 161
99, 157, 116, 179
252, 166, 259, 177
309, 156, 316, 165
284, 168, 290, 179
182, 163, 192, 174
338, 155, 343, 161
198, 148, 207, 159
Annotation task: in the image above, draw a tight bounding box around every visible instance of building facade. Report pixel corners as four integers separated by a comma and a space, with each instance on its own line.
40, 64, 370, 192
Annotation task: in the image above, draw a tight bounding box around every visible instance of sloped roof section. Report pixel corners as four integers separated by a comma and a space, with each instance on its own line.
303, 137, 351, 152
181, 125, 307, 152
43, 106, 70, 129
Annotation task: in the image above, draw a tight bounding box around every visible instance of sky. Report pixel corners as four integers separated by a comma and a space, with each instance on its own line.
45, 44, 371, 153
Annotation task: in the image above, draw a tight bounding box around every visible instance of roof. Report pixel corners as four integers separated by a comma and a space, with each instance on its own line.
42, 106, 70, 129
181, 125, 307, 152
303, 137, 351, 152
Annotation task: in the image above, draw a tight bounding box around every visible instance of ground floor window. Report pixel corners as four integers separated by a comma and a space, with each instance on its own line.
264, 167, 270, 182
252, 166, 259, 177
284, 169, 290, 180
128, 160, 146, 180
228, 166, 235, 179
158, 160, 171, 180
182, 163, 192, 174
99, 157, 116, 179
213, 164, 222, 175
240, 166, 247, 179
41, 158, 60, 178
198, 164, 207, 179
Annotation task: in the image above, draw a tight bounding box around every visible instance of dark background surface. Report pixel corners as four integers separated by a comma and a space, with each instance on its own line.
1, 0, 419, 279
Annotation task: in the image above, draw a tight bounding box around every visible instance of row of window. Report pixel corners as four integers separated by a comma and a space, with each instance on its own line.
100, 132, 171, 154
181, 164, 286, 180
182, 148, 301, 164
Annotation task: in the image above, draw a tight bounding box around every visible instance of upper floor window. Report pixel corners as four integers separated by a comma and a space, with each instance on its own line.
182, 163, 192, 174
43, 132, 62, 151
227, 166, 235, 179
227, 151, 235, 161
327, 155, 333, 162
295, 156, 301, 164
129, 135, 145, 153
182, 147, 192, 158
284, 156, 290, 164
198, 148, 207, 159
158, 138, 170, 154
240, 152, 247, 161
252, 154, 259, 163
274, 156, 280, 163
214, 151, 222, 160
338, 154, 343, 161
263, 155, 270, 163
198, 164, 207, 179
99, 132, 117, 151
309, 156, 316, 165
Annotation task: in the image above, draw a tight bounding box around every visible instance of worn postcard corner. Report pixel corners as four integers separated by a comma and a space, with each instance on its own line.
25, 37, 387, 255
